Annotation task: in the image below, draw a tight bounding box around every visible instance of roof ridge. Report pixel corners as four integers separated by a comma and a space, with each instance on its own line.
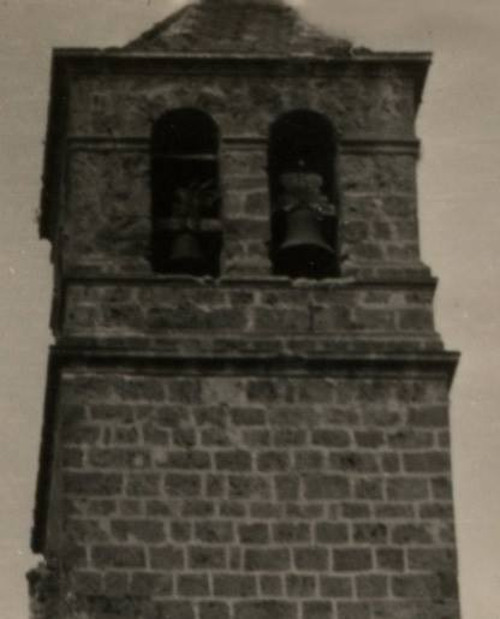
125, 4, 195, 50
124, 0, 354, 56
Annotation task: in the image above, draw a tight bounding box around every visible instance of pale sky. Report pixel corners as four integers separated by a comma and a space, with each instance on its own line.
1, 1, 499, 617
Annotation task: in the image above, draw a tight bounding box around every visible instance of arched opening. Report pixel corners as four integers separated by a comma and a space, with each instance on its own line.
268, 110, 338, 278
151, 109, 221, 275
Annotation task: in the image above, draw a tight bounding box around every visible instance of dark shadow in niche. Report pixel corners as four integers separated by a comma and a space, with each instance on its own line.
151, 108, 222, 276
268, 110, 339, 278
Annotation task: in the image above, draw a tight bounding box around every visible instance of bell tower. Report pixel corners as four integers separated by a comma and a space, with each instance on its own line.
30, 1, 461, 618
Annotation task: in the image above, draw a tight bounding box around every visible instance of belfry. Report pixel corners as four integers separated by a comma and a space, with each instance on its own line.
29, 1, 461, 617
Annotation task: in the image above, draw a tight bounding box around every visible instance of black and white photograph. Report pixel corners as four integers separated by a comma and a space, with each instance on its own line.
0, 1, 499, 617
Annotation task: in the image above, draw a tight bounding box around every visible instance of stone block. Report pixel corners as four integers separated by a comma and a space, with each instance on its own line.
149, 545, 185, 570
189, 547, 227, 570
257, 450, 290, 472
178, 574, 210, 597
164, 473, 202, 497
337, 602, 371, 619
129, 572, 173, 596
381, 454, 400, 474
182, 500, 215, 518
342, 502, 371, 519
251, 502, 284, 519
294, 547, 329, 572
235, 601, 297, 619
63, 472, 123, 496
100, 570, 129, 597
228, 475, 271, 500
354, 431, 385, 448
431, 477, 453, 500
154, 601, 195, 619
286, 574, 316, 598
195, 521, 234, 544
168, 379, 202, 404
398, 309, 434, 331
239, 523, 269, 544
88, 448, 150, 469
171, 521, 192, 542
329, 452, 379, 473
254, 308, 309, 332
62, 448, 84, 468
215, 450, 252, 471
231, 408, 266, 426
213, 574, 257, 597
356, 575, 388, 598
273, 523, 311, 544
320, 576, 353, 598
110, 519, 165, 544
303, 475, 350, 500
295, 450, 325, 470
62, 424, 100, 446
72, 571, 103, 595
155, 406, 185, 428
386, 477, 429, 501
275, 475, 300, 501
312, 429, 351, 447
333, 549, 373, 572
273, 428, 307, 446
407, 548, 457, 571
165, 450, 211, 470
353, 523, 388, 544
244, 548, 290, 571
260, 575, 283, 596
114, 377, 164, 402
126, 473, 160, 497
315, 523, 349, 544
403, 452, 451, 473
392, 575, 440, 598
375, 503, 413, 519
199, 602, 230, 619
302, 601, 334, 619
91, 545, 146, 569
376, 548, 404, 572
370, 600, 460, 619
387, 429, 433, 449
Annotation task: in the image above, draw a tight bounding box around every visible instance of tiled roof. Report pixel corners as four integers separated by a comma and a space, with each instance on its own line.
125, 0, 353, 56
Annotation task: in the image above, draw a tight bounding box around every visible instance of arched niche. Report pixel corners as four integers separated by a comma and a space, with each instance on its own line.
151, 109, 221, 275
268, 110, 338, 278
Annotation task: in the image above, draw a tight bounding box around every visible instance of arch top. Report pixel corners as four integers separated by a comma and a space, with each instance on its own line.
152, 108, 219, 156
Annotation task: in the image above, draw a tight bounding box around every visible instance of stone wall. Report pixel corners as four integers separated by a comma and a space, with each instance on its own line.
68, 68, 415, 138
46, 368, 458, 619
32, 44, 460, 619
57, 63, 421, 278
60, 280, 440, 353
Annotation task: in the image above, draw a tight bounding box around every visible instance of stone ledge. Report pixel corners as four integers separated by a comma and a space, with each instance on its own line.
61, 272, 437, 288
54, 334, 444, 356
47, 344, 460, 379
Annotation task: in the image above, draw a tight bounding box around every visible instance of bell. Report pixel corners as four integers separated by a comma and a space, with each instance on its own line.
275, 207, 335, 277
167, 230, 206, 275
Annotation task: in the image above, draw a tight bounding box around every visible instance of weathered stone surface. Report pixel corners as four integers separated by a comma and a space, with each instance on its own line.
64, 150, 151, 271
41, 368, 456, 617
62, 281, 439, 350
33, 2, 459, 617
59, 63, 421, 277
125, 0, 353, 56
69, 69, 415, 138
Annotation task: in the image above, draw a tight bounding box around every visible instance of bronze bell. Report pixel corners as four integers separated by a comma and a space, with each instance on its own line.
167, 230, 206, 275
275, 207, 335, 277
